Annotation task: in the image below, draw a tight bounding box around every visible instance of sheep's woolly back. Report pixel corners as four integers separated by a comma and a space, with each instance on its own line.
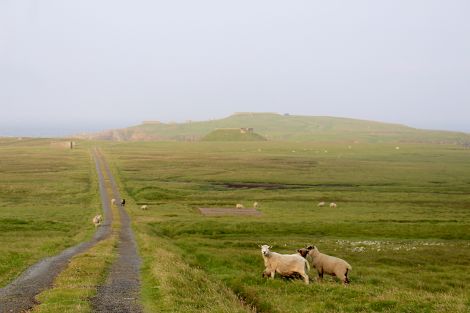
308, 246, 351, 273
262, 250, 309, 276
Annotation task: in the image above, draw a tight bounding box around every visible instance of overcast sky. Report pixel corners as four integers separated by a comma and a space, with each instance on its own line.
1, 0, 469, 136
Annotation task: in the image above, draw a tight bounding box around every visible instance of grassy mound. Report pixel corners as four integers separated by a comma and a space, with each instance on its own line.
201, 128, 267, 141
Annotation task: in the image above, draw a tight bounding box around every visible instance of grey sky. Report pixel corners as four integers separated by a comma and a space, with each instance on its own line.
1, 0, 469, 136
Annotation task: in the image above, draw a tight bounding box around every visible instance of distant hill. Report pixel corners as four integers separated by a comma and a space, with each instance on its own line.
201, 128, 267, 141
76, 112, 470, 144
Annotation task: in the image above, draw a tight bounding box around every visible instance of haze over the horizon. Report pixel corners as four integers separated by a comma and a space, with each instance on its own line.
1, 1, 469, 137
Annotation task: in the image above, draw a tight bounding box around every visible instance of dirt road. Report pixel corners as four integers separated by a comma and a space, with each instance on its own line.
91, 150, 142, 313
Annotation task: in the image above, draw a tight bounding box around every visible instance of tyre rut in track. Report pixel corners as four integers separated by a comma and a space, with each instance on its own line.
0, 149, 113, 313
91, 149, 142, 313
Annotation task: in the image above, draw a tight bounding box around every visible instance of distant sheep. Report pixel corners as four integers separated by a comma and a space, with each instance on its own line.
260, 245, 310, 284
253, 202, 259, 208
111, 198, 116, 205
297, 245, 351, 284
329, 202, 337, 208
141, 205, 148, 210
236, 203, 244, 209
121, 199, 126, 206
317, 202, 325, 207
92, 215, 103, 227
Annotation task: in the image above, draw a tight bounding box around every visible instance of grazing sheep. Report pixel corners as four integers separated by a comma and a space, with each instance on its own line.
111, 198, 116, 205
236, 203, 244, 209
121, 198, 126, 206
260, 245, 310, 284
253, 201, 259, 208
329, 202, 337, 208
141, 205, 148, 210
317, 202, 325, 207
92, 214, 103, 227
297, 245, 351, 284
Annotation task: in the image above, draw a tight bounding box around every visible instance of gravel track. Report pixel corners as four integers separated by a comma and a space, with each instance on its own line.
91, 150, 142, 313
0, 149, 113, 313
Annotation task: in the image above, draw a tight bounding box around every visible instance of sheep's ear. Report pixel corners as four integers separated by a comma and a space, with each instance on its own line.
306, 245, 314, 250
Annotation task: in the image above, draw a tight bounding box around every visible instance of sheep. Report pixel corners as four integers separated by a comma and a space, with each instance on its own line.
121, 198, 126, 206
236, 203, 244, 209
92, 214, 103, 227
253, 201, 259, 208
329, 202, 337, 208
260, 245, 310, 284
141, 205, 148, 210
317, 202, 325, 207
297, 245, 351, 284
111, 198, 116, 205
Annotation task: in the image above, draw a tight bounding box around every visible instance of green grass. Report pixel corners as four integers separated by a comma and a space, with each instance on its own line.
0, 139, 99, 287
100, 140, 470, 313
202, 129, 267, 141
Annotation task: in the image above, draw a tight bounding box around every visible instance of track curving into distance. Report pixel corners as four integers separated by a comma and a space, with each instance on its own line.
91, 149, 142, 313
0, 149, 113, 313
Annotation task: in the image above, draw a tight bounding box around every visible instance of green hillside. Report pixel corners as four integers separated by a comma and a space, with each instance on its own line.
77, 112, 470, 144
201, 128, 267, 141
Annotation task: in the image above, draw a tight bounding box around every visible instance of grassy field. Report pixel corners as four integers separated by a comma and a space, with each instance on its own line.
0, 138, 99, 287
99, 140, 470, 313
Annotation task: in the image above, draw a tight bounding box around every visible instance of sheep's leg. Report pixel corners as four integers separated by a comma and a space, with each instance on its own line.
317, 271, 323, 282
343, 269, 350, 285
301, 272, 309, 284
270, 271, 276, 279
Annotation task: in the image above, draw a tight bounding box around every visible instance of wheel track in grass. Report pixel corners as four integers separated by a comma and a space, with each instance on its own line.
0, 149, 113, 313
91, 149, 142, 313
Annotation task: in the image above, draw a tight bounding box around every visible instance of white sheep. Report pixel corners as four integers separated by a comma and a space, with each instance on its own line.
253, 202, 259, 208
260, 245, 310, 284
236, 203, 244, 209
111, 198, 116, 205
329, 202, 337, 208
141, 205, 148, 210
317, 202, 325, 207
92, 214, 103, 227
297, 245, 351, 284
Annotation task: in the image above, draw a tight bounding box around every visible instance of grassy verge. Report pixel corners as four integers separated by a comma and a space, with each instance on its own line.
137, 232, 253, 313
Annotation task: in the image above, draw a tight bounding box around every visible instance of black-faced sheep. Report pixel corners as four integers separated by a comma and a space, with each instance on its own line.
261, 245, 310, 284
297, 245, 351, 284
